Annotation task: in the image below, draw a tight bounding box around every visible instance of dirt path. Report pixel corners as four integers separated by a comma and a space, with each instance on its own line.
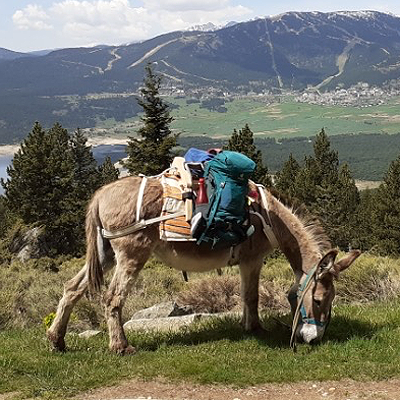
76, 378, 400, 400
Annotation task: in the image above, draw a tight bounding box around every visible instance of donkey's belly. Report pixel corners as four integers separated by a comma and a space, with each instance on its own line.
154, 241, 232, 273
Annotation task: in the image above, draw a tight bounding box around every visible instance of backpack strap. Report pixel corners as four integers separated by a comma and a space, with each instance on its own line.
197, 181, 225, 245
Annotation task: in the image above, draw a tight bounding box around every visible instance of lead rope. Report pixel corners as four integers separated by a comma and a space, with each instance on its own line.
289, 265, 318, 352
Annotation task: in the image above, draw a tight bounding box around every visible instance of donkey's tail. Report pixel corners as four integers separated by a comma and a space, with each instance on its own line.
85, 196, 104, 293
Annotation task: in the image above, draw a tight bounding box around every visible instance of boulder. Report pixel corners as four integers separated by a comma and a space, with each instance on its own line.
9, 226, 49, 261
129, 301, 194, 320
124, 313, 215, 332
78, 330, 102, 339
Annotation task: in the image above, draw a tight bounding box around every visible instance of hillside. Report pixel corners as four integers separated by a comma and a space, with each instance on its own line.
1, 11, 400, 142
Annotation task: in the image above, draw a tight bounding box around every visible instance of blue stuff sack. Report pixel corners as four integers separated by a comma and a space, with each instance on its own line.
184, 148, 214, 163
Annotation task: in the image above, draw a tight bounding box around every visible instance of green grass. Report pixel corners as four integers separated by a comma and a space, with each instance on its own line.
1, 300, 400, 399
1, 254, 400, 398
168, 97, 400, 138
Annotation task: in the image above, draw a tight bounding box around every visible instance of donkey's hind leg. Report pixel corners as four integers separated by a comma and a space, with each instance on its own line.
47, 265, 88, 351
103, 238, 152, 354
47, 251, 114, 351
239, 257, 264, 332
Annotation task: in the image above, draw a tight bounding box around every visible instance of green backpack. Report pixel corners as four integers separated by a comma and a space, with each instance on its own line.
196, 151, 256, 248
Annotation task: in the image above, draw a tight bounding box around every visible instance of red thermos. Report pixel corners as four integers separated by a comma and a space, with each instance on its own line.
196, 178, 208, 204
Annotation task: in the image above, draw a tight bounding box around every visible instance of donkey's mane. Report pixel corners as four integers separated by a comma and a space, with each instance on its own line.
268, 188, 332, 255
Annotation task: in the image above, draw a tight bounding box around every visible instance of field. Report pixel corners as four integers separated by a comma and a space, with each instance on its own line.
168, 97, 400, 138
87, 96, 400, 140
1, 254, 400, 399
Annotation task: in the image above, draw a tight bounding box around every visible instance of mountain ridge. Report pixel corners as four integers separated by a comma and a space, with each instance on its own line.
1, 10, 400, 142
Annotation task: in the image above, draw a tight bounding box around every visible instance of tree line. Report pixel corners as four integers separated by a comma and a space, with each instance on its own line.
0, 63, 399, 261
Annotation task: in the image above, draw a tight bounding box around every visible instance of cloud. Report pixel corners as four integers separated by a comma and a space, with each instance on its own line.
142, 0, 231, 12
13, 4, 53, 30
12, 0, 252, 46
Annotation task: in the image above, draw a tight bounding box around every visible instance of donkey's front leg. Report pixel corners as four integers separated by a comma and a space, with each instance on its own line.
239, 257, 264, 332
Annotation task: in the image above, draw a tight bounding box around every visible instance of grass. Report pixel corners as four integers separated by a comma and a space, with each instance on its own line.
1, 301, 400, 399
1, 253, 400, 398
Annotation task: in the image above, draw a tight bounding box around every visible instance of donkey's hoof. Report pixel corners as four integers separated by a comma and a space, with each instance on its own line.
242, 321, 268, 336
122, 345, 137, 355
251, 325, 269, 337
47, 331, 66, 352
112, 344, 137, 355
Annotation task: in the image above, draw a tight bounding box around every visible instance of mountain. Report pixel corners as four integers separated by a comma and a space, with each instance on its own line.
0, 48, 33, 61
1, 10, 400, 142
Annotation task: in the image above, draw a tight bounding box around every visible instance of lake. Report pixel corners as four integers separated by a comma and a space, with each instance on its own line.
0, 144, 127, 194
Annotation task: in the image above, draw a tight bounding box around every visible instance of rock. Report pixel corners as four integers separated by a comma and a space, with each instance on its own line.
129, 301, 194, 320
9, 226, 49, 261
124, 313, 215, 332
78, 330, 102, 339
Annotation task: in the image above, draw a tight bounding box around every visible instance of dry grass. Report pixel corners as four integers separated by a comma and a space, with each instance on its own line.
176, 275, 241, 313
0, 252, 399, 330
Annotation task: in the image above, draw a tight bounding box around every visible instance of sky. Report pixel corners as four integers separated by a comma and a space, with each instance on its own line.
1, 0, 400, 53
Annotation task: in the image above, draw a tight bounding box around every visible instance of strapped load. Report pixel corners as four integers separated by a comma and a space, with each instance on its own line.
102, 151, 261, 250
194, 151, 256, 248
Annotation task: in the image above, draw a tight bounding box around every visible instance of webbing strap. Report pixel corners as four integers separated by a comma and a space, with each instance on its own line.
101, 211, 185, 239
197, 182, 224, 245
249, 211, 279, 250
136, 176, 148, 222
255, 184, 279, 248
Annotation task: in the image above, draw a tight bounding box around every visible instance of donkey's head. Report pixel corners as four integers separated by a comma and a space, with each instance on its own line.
288, 249, 361, 345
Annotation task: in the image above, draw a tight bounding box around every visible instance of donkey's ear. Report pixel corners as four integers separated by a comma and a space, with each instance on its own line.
334, 250, 361, 273
317, 249, 338, 278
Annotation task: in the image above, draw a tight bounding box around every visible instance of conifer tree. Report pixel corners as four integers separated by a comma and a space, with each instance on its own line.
62, 129, 101, 254
70, 129, 101, 198
99, 156, 120, 185
323, 163, 360, 249
2, 122, 70, 225
225, 124, 272, 186
124, 63, 177, 176
292, 129, 359, 250
353, 188, 379, 251
274, 153, 300, 197
2, 122, 100, 256
373, 154, 400, 255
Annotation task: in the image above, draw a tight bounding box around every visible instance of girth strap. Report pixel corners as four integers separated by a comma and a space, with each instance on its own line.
101, 211, 186, 239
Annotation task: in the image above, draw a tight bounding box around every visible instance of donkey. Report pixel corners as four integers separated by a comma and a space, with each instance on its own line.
47, 176, 360, 353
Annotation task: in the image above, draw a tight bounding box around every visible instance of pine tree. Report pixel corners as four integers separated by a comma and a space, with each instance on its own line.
274, 153, 300, 197
2, 122, 66, 224
61, 129, 101, 254
293, 155, 319, 206
124, 63, 177, 176
70, 129, 101, 198
1, 123, 100, 256
373, 154, 400, 255
353, 188, 379, 251
225, 124, 272, 186
292, 129, 359, 250
99, 156, 120, 185
323, 163, 360, 249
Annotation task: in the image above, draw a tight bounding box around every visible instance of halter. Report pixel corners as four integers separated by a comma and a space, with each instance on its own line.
289, 264, 329, 351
